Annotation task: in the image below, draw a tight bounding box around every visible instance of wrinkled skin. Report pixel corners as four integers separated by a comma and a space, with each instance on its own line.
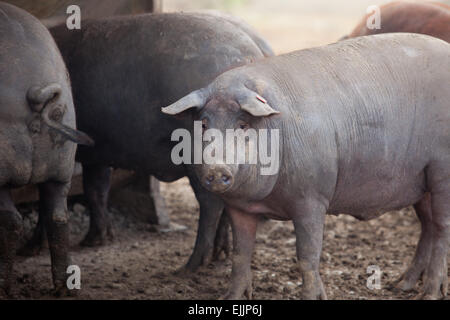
341, 1, 450, 42
342, 1, 450, 293
0, 2, 90, 296
25, 12, 273, 273
164, 34, 450, 299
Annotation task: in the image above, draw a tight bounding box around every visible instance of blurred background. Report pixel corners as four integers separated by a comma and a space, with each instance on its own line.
163, 0, 449, 53
8, 0, 450, 54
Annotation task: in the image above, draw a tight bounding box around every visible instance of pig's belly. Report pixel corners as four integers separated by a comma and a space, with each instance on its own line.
328, 170, 426, 220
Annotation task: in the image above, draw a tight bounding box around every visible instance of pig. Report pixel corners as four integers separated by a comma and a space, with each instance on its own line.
24, 12, 273, 273
163, 33, 450, 299
0, 2, 92, 296
342, 1, 450, 42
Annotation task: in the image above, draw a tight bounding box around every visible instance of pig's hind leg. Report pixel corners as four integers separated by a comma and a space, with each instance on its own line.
396, 193, 433, 291
292, 199, 328, 300
80, 164, 114, 247
17, 212, 46, 256
419, 164, 449, 299
0, 188, 23, 297
38, 181, 72, 296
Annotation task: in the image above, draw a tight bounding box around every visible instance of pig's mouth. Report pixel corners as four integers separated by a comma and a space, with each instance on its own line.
201, 165, 234, 194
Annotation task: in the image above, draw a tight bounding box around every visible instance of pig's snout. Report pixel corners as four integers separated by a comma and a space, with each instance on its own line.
203, 165, 234, 193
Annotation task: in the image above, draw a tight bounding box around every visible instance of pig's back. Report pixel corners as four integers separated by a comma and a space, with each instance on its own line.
51, 12, 266, 177
259, 33, 450, 153
243, 33, 449, 217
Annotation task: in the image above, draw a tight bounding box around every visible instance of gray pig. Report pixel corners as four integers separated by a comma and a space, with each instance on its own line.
0, 2, 92, 296
163, 33, 450, 300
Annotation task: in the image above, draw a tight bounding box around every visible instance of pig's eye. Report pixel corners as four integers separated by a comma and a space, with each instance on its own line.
239, 122, 249, 131
201, 119, 208, 132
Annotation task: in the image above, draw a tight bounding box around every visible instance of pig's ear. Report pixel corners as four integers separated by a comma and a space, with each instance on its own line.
238, 88, 280, 117
161, 89, 207, 115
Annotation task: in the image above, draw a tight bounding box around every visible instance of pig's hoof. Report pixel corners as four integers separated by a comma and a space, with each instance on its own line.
80, 229, 112, 247
415, 270, 448, 300
220, 290, 251, 300
220, 276, 253, 300
80, 234, 104, 247
301, 287, 327, 300
177, 257, 211, 275
183, 247, 214, 273
54, 285, 77, 298
80, 223, 114, 247
301, 271, 327, 300
220, 285, 252, 300
414, 292, 440, 300
396, 279, 415, 292
395, 261, 428, 291
395, 273, 421, 291
175, 265, 194, 277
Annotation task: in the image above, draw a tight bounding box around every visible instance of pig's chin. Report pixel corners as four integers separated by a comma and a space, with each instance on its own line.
200, 173, 235, 194
204, 182, 233, 194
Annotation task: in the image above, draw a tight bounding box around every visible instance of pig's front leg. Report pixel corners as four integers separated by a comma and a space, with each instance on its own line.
419, 180, 450, 300
222, 207, 257, 300
396, 193, 432, 291
292, 199, 327, 300
183, 173, 225, 272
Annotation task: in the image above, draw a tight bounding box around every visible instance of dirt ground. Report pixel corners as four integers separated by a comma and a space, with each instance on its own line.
164, 0, 393, 53
12, 177, 450, 300
8, 0, 450, 300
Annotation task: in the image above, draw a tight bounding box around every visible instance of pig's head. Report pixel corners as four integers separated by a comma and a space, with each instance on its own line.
162, 76, 282, 200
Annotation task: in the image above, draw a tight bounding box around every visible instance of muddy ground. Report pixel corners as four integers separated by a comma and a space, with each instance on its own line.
12, 178, 450, 300
7, 0, 450, 300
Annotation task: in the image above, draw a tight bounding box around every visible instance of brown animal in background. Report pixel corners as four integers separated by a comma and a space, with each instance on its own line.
343, 1, 450, 42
